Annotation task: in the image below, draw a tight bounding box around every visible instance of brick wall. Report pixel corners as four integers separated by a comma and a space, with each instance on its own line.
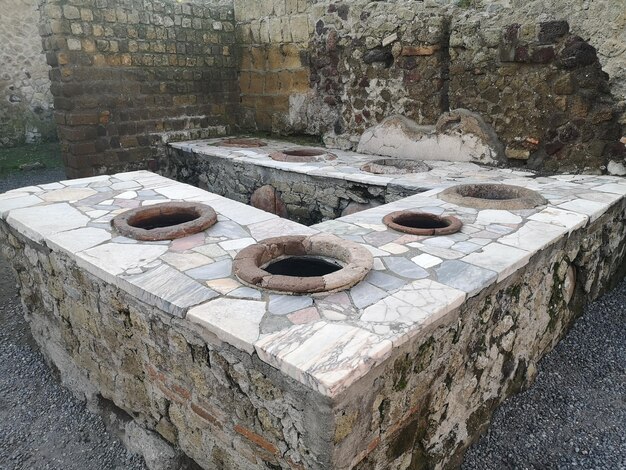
40, 0, 238, 178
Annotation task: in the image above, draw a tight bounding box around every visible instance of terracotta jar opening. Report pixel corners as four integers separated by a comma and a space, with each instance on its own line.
111, 202, 217, 241
233, 234, 372, 294
383, 211, 463, 236
361, 159, 430, 175
439, 184, 547, 210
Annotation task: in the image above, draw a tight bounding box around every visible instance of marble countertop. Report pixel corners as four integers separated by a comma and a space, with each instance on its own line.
169, 138, 541, 191
1, 163, 625, 397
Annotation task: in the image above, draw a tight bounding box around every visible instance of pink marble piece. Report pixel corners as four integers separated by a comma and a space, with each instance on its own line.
170, 232, 205, 252
288, 307, 321, 325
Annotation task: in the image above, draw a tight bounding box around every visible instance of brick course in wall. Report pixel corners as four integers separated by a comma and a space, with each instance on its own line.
40, 0, 239, 177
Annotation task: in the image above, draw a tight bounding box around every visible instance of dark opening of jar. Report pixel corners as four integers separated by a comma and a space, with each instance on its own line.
382, 210, 463, 236
263, 256, 342, 277
394, 213, 450, 229
283, 148, 325, 157
130, 211, 200, 230
457, 185, 518, 200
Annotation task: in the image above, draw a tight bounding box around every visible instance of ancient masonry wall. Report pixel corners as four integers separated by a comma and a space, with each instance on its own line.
0, 0, 56, 147
1, 195, 624, 469
36, 0, 624, 176
165, 147, 414, 225
39, 0, 239, 178
235, 0, 312, 133
290, 1, 623, 171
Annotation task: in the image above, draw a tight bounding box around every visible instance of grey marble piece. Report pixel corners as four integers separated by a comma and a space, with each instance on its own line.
350, 282, 388, 309
205, 220, 251, 239
229, 287, 263, 300
434, 260, 497, 297
384, 257, 429, 279
186, 259, 233, 281
268, 295, 313, 315
365, 270, 407, 292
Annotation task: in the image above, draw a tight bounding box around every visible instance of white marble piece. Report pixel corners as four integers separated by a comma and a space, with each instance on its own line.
115, 190, 138, 200
268, 295, 313, 315
255, 321, 393, 395
463, 243, 532, 282
422, 237, 455, 249
154, 183, 208, 200
86, 209, 109, 219
434, 260, 497, 296
411, 253, 442, 269
499, 220, 568, 252
59, 175, 110, 186
76, 243, 168, 281
40, 187, 97, 202
210, 198, 276, 225
476, 210, 522, 225
46, 227, 111, 255
39, 182, 65, 190
206, 277, 241, 294
188, 298, 266, 353
577, 191, 622, 205
123, 264, 217, 317
161, 252, 213, 271
7, 203, 90, 242
0, 194, 43, 217
361, 279, 465, 327
379, 242, 408, 254
247, 218, 316, 240
218, 237, 256, 251
111, 180, 140, 191
528, 207, 588, 231
557, 199, 609, 222
594, 182, 626, 195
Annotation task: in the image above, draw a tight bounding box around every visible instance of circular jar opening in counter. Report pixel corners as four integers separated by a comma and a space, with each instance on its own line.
269, 148, 338, 163
218, 138, 267, 148
361, 159, 430, 175
233, 234, 373, 294
383, 211, 463, 236
111, 202, 217, 241
438, 184, 547, 210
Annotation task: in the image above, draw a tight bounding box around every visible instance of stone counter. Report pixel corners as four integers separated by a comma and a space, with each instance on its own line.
1, 169, 625, 469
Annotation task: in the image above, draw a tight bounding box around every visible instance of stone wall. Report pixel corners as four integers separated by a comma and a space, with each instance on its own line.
231, 0, 624, 174
235, 0, 313, 133
0, 0, 55, 147
449, 19, 622, 172
479, 0, 626, 109
309, 2, 450, 149
0, 221, 334, 469
40, 0, 239, 177
36, 0, 625, 176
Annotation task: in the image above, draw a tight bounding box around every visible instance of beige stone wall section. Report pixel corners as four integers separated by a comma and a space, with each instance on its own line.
0, 0, 55, 146
235, 0, 313, 133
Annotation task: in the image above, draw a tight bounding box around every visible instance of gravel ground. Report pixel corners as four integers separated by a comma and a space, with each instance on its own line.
0, 168, 625, 470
